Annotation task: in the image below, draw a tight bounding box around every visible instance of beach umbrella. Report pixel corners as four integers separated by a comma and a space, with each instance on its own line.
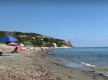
8, 42, 19, 46
0, 36, 18, 42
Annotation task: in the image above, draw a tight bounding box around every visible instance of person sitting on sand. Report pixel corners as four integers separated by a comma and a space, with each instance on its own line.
0, 50, 3, 56
11, 47, 18, 53
14, 47, 18, 53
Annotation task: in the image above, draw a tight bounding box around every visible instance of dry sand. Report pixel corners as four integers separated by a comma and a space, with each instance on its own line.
0, 48, 107, 80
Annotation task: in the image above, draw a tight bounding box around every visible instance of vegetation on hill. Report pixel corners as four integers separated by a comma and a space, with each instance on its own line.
0, 31, 73, 47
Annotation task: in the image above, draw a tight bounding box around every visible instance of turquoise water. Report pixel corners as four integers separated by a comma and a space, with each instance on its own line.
50, 47, 108, 67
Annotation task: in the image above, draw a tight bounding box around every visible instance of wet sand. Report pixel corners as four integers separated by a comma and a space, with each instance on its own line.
0, 49, 107, 80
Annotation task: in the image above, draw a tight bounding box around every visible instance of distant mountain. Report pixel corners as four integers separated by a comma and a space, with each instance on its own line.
0, 30, 74, 47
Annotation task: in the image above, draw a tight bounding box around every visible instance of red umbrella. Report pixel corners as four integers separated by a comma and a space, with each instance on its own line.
8, 42, 19, 46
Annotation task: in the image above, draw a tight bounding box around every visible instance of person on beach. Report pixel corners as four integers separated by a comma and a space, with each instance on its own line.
45, 48, 50, 54
0, 50, 3, 56
14, 47, 18, 53
41, 47, 49, 54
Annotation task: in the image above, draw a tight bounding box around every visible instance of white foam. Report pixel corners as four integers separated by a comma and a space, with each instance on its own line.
81, 62, 96, 67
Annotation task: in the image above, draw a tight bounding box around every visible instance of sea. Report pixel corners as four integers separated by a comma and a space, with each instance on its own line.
49, 47, 108, 76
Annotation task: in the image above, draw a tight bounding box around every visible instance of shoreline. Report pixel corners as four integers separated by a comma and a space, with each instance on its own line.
0, 49, 107, 80
34, 50, 108, 80
48, 50, 108, 80
42, 49, 108, 80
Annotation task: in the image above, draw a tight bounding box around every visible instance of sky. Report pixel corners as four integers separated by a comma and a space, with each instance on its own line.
0, 0, 108, 47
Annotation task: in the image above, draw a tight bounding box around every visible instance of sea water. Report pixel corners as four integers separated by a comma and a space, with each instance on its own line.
50, 47, 108, 67
49, 47, 108, 76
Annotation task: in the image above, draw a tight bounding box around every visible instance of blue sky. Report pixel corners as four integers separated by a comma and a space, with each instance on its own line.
0, 0, 108, 47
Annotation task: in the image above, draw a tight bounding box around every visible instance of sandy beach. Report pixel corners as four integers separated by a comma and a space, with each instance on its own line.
0, 47, 107, 80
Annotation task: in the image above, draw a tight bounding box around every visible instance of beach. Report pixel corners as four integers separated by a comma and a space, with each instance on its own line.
0, 47, 107, 80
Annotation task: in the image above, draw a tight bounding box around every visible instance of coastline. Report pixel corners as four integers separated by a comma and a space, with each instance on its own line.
40, 50, 108, 80
0, 49, 107, 80
20, 50, 108, 80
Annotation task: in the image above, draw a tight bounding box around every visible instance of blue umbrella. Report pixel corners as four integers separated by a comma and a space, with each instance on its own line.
0, 36, 18, 42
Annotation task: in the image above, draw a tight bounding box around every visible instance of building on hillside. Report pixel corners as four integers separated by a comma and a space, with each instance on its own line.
19, 35, 26, 37
53, 43, 57, 48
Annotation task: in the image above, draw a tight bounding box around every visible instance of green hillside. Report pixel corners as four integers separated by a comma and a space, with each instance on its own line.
0, 31, 73, 47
